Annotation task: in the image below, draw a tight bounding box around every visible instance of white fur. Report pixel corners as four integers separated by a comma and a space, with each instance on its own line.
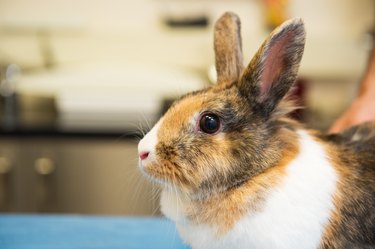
160, 130, 338, 249
138, 118, 163, 166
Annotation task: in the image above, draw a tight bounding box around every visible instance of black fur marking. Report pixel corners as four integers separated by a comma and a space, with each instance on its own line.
157, 142, 178, 160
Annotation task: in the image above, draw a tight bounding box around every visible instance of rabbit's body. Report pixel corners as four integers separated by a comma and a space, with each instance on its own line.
138, 12, 375, 249
159, 126, 375, 249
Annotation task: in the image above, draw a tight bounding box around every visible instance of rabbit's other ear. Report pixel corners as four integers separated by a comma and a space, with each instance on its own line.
239, 18, 305, 117
214, 12, 244, 84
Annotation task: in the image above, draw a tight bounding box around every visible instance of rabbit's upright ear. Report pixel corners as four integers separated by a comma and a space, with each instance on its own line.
239, 19, 305, 117
214, 12, 244, 84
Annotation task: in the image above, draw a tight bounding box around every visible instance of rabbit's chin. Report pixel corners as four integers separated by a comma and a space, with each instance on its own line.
139, 161, 169, 187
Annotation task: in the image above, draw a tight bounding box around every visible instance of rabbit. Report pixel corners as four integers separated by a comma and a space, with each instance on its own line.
138, 12, 375, 249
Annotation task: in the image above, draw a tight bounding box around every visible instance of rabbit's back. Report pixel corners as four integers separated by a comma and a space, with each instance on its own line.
319, 122, 375, 248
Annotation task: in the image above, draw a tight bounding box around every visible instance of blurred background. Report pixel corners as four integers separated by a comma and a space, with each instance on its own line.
0, 0, 373, 215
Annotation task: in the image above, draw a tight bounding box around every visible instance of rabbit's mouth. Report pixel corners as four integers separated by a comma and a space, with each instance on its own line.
139, 157, 191, 190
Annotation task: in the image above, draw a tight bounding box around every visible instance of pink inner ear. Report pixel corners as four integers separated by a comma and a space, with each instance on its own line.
260, 31, 294, 99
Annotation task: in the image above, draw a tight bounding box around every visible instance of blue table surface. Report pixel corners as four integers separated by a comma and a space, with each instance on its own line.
0, 214, 191, 249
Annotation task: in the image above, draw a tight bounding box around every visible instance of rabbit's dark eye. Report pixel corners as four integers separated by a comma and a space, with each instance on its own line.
199, 113, 221, 134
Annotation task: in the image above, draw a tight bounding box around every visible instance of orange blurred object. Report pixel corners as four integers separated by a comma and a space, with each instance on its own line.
263, 0, 289, 29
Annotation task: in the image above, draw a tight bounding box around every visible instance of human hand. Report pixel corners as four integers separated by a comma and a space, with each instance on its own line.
329, 94, 375, 133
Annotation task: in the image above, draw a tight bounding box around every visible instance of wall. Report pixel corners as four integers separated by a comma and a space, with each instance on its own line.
0, 0, 373, 78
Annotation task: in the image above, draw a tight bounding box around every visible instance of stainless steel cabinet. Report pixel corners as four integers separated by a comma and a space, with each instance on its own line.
0, 136, 157, 215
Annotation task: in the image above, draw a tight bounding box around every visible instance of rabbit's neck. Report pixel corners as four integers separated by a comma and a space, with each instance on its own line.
160, 127, 303, 227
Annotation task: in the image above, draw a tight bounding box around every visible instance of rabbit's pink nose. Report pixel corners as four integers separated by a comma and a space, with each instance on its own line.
139, 151, 150, 160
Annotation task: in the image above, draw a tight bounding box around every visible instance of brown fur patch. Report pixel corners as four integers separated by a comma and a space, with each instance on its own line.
160, 96, 205, 138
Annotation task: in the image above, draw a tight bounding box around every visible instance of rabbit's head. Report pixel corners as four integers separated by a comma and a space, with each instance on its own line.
138, 12, 305, 199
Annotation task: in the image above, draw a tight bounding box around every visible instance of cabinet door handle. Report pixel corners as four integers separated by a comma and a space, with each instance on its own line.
34, 158, 55, 175
0, 157, 12, 174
